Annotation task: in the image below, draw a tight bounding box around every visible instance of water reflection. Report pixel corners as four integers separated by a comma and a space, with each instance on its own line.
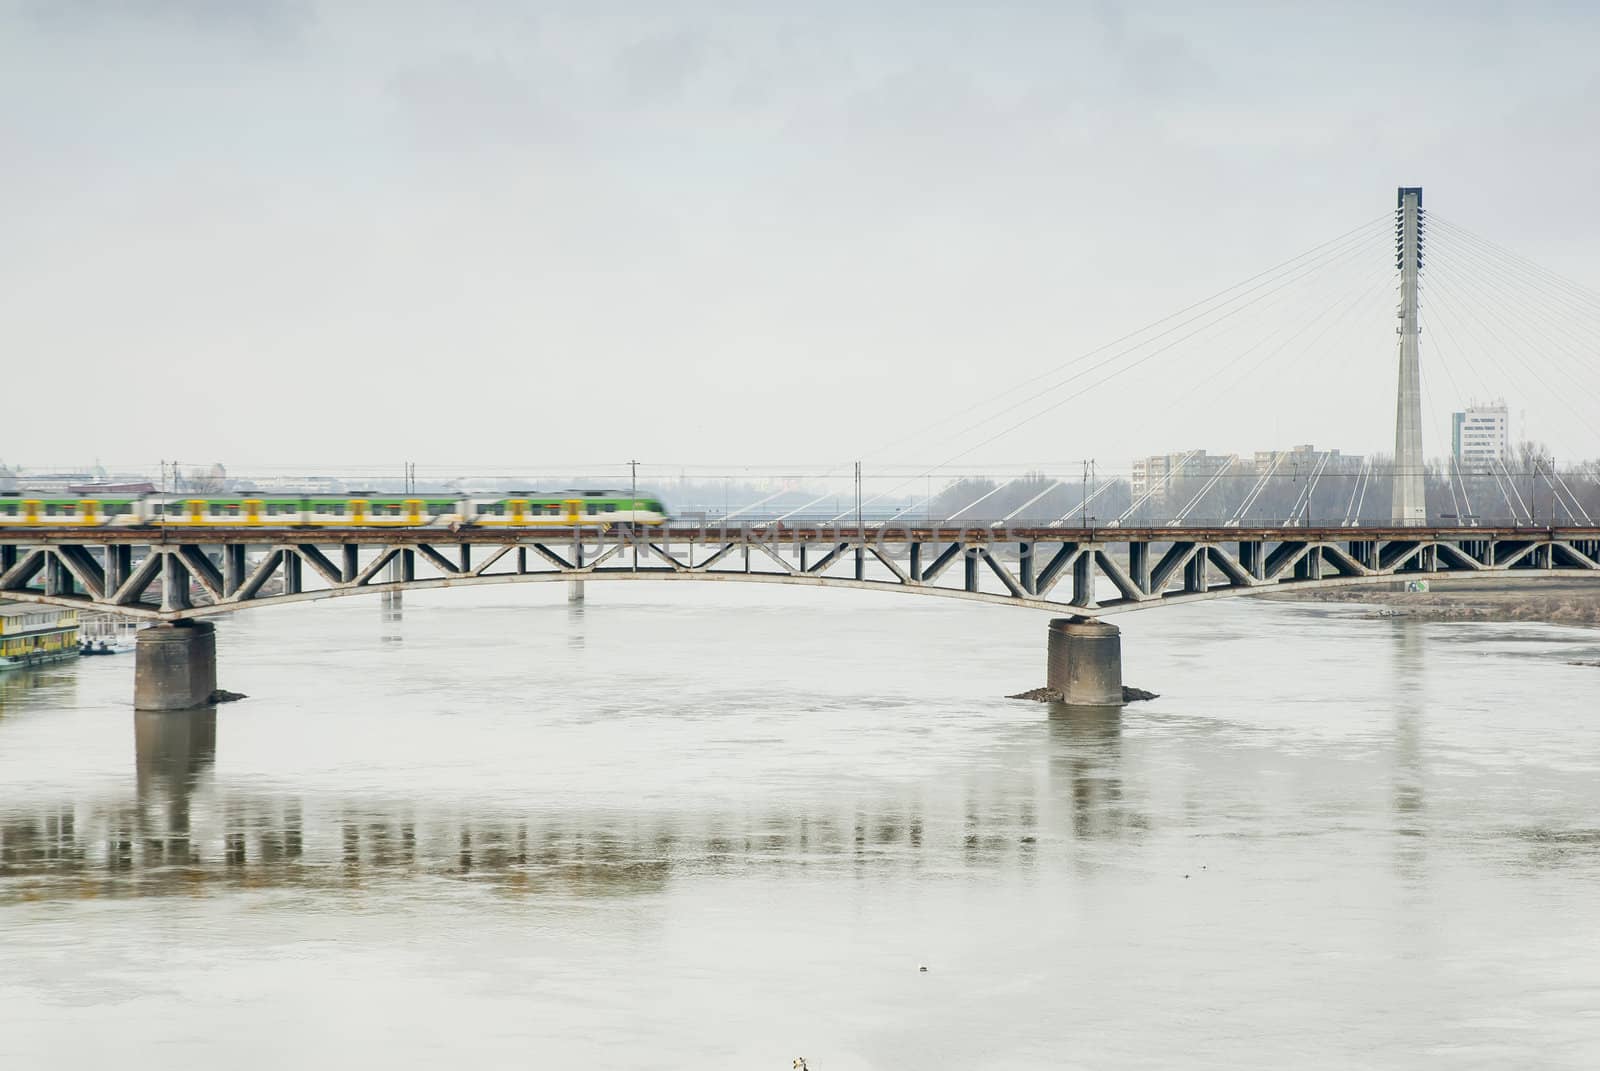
380, 589, 403, 644
134, 707, 216, 867
1047, 702, 1144, 842
1389, 622, 1428, 879
0, 666, 78, 715
0, 704, 1141, 903
567, 600, 586, 649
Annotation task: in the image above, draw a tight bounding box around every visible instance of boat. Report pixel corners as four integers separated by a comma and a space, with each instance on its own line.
0, 602, 81, 672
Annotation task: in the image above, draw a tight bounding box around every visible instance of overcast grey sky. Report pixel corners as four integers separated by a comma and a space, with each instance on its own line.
4, 1, 1598, 474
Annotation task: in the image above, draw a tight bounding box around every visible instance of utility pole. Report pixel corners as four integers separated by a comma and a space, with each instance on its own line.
854, 461, 863, 534
629, 459, 640, 572
1392, 186, 1427, 526
1530, 456, 1539, 526
1080, 460, 1089, 529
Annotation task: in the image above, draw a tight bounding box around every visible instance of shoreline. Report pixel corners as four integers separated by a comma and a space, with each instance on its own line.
1262, 578, 1600, 628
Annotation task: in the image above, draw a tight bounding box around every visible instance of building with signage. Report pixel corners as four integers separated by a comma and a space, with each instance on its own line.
1452, 401, 1510, 467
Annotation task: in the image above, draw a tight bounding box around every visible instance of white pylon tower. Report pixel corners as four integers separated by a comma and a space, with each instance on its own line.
1391, 186, 1427, 526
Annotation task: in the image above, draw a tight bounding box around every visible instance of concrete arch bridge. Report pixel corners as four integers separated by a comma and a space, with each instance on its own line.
3, 523, 1598, 709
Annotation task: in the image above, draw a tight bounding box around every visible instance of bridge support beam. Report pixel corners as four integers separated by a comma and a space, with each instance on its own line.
134, 622, 217, 712
568, 580, 585, 603
1047, 617, 1122, 706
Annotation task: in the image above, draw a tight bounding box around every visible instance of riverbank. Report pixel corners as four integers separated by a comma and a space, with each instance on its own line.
1263, 577, 1600, 627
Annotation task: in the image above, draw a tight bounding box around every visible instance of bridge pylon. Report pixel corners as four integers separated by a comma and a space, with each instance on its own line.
134, 621, 217, 711
1392, 185, 1427, 526
1047, 617, 1123, 705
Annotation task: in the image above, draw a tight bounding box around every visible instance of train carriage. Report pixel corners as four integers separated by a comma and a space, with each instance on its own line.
0, 497, 140, 526
466, 491, 668, 527
0, 490, 669, 528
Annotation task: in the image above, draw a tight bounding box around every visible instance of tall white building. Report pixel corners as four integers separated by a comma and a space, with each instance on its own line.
1452, 401, 1510, 467
1131, 450, 1231, 498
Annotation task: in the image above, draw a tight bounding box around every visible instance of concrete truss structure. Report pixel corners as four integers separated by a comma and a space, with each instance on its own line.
4, 524, 1599, 621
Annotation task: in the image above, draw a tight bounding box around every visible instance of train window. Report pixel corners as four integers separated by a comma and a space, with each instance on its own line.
332, 505, 344, 516
586, 504, 597, 515
210, 505, 222, 516
604, 503, 616, 512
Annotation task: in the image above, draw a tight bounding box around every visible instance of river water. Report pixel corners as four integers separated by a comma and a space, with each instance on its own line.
2, 584, 1599, 1069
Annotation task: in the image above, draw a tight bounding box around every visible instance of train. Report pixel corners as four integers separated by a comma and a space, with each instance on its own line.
0, 490, 671, 528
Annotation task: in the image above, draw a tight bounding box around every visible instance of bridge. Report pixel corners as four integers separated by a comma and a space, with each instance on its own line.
6, 185, 1599, 709
4, 520, 1598, 708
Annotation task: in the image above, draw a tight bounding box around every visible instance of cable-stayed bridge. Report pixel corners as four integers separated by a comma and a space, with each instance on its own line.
4, 186, 1599, 707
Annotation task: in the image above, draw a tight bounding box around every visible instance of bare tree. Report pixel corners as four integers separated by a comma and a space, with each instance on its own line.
183, 463, 228, 495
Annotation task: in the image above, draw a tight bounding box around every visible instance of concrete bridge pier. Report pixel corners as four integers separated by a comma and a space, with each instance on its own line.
1047, 617, 1123, 706
134, 622, 217, 711
568, 580, 585, 603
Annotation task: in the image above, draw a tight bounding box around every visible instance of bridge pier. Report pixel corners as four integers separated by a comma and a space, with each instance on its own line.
134, 622, 217, 711
1047, 617, 1122, 706
568, 580, 585, 603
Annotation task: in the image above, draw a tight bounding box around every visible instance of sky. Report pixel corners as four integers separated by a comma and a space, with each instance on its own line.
4, 0, 1599, 479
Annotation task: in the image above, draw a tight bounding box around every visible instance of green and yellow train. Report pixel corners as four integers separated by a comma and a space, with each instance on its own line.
0, 491, 671, 528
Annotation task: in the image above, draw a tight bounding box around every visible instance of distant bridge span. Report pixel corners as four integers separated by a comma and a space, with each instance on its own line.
4, 524, 1599, 622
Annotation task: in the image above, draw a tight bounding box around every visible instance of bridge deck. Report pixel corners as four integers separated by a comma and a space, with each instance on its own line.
3, 524, 1597, 622
7, 524, 1599, 544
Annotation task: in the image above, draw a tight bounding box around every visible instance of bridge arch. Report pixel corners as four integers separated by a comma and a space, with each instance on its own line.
3, 525, 1597, 708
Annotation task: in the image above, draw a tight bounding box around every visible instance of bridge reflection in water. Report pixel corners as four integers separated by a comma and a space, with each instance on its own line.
0, 705, 1146, 903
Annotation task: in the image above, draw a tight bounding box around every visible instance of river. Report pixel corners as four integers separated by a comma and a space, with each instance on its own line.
3, 585, 1599, 1069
